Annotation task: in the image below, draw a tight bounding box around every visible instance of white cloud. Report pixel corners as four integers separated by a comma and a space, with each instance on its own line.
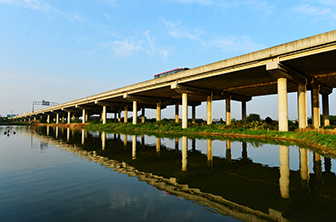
291, 3, 336, 21
168, 0, 212, 5
204, 35, 263, 53
0, 0, 59, 14
84, 50, 96, 55
143, 30, 174, 59
320, 0, 336, 7
110, 39, 141, 57
38, 33, 59, 41
162, 18, 262, 54
220, 0, 273, 11
162, 18, 203, 40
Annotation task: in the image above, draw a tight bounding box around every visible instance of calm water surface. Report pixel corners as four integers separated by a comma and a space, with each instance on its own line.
1, 125, 336, 222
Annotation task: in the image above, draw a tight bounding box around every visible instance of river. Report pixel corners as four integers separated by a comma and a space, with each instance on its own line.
1, 125, 336, 222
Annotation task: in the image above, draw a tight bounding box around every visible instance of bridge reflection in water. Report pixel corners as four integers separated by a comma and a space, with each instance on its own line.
29, 126, 336, 222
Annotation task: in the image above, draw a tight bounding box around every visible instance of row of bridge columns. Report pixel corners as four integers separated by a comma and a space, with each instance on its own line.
268, 60, 332, 131
276, 78, 330, 131
29, 97, 252, 130
29, 62, 331, 131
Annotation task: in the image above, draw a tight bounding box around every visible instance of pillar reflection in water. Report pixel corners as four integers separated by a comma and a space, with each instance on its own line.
156, 138, 160, 156
81, 129, 85, 145
132, 135, 136, 160
47, 126, 50, 136
299, 148, 309, 188
141, 135, 145, 146
175, 138, 179, 153
314, 152, 323, 189
124, 134, 127, 148
325, 157, 332, 173
101, 132, 106, 150
242, 142, 247, 160
207, 139, 213, 168
279, 145, 290, 199
182, 136, 187, 171
67, 128, 70, 142
56, 127, 59, 139
226, 140, 232, 165
192, 138, 196, 152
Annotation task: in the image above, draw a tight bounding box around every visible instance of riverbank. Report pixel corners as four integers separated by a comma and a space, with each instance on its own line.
34, 122, 90, 129
34, 121, 336, 157
0, 122, 30, 125
83, 122, 336, 157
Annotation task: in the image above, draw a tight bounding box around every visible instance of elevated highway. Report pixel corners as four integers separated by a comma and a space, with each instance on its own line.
15, 30, 336, 130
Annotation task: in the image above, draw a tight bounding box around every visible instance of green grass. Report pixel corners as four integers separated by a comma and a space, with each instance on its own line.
83, 121, 336, 156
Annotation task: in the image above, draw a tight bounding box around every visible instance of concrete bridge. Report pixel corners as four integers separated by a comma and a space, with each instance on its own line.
15, 30, 336, 131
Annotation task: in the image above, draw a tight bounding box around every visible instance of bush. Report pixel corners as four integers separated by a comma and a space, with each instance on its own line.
247, 113, 260, 122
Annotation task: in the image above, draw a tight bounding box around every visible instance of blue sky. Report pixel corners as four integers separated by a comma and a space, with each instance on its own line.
1, 0, 336, 120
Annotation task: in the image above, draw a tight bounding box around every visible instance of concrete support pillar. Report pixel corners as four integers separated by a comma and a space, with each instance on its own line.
277, 78, 288, 131
300, 148, 309, 188
132, 135, 136, 160
34, 116, 36, 121
226, 96, 231, 125
311, 84, 320, 129
322, 93, 330, 127
242, 101, 246, 121
118, 110, 121, 122
124, 105, 128, 123
298, 84, 307, 129
142, 106, 145, 123
85, 111, 88, 121
102, 106, 107, 124
207, 93, 213, 125
82, 109, 86, 124
182, 93, 188, 128
182, 136, 187, 171
67, 112, 71, 124
72, 113, 75, 120
132, 101, 137, 124
56, 113, 59, 124
279, 145, 290, 199
156, 100, 161, 121
47, 115, 50, 123
192, 105, 196, 124
175, 103, 179, 123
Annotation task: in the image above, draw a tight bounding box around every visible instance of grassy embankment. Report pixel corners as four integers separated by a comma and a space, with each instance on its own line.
84, 120, 336, 157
